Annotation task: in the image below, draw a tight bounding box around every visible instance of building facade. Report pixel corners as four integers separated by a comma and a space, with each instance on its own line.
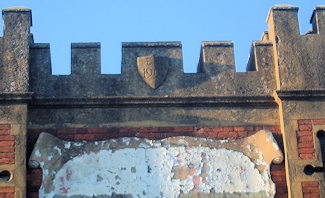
0, 5, 325, 198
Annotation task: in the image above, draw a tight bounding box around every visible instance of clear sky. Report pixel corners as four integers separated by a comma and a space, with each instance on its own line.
1, 1, 324, 74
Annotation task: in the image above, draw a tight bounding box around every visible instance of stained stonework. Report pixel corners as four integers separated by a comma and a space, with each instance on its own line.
1, 4, 325, 198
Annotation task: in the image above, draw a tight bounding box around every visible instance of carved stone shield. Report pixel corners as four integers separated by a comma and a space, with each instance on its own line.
137, 55, 169, 89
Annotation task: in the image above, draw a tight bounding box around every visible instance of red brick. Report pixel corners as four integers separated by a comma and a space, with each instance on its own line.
254, 126, 263, 131
174, 127, 194, 132
218, 132, 237, 139
194, 127, 204, 132
302, 186, 319, 193
274, 193, 288, 198
299, 148, 315, 154
74, 134, 94, 140
299, 153, 315, 159
275, 186, 288, 193
93, 134, 107, 140
118, 133, 136, 137
190, 132, 208, 138
149, 127, 159, 133
298, 142, 314, 148
0, 141, 14, 147
271, 175, 283, 182
166, 133, 188, 138
204, 127, 223, 132
0, 130, 10, 135
271, 164, 285, 171
297, 131, 313, 137
0, 188, 14, 193
107, 128, 119, 133
57, 129, 77, 134
302, 181, 319, 187
237, 131, 248, 138
223, 127, 234, 132
263, 125, 281, 131
0, 125, 11, 130
271, 130, 282, 135
120, 128, 139, 133
304, 193, 320, 198
0, 153, 14, 159
57, 134, 74, 140
311, 119, 325, 125
0, 159, 14, 164
139, 128, 150, 133
158, 127, 173, 132
234, 126, 246, 131
0, 136, 15, 141
155, 133, 166, 139
28, 129, 42, 134
136, 133, 155, 139
27, 174, 42, 181
87, 128, 108, 133
79, 128, 91, 133
208, 132, 218, 139
273, 181, 287, 187
30, 180, 42, 187
299, 125, 313, 131
248, 131, 257, 136
27, 193, 39, 198
298, 120, 311, 125
271, 169, 286, 176
298, 136, 314, 143
245, 126, 254, 131
6, 194, 14, 198
0, 148, 14, 153
29, 169, 42, 175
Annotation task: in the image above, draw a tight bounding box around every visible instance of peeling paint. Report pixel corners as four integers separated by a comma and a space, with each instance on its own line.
29, 130, 283, 198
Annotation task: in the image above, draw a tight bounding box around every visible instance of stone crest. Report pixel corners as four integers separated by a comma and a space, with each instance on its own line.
137, 55, 169, 89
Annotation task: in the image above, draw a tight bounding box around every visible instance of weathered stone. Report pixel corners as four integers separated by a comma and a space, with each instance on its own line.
1, 4, 325, 198
137, 54, 169, 89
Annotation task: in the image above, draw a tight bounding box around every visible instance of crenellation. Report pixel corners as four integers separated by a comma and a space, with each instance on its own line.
198, 41, 235, 75
266, 5, 325, 91
1, 7, 32, 93
71, 42, 101, 75
267, 5, 300, 41
262, 30, 269, 40
311, 6, 325, 35
28, 38, 278, 97
2, 5, 325, 198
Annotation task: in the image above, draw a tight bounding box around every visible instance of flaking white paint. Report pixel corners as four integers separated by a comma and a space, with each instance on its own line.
40, 147, 275, 197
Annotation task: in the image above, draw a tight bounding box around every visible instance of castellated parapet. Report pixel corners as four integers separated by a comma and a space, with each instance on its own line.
1, 5, 325, 198
1, 5, 325, 100
29, 40, 276, 99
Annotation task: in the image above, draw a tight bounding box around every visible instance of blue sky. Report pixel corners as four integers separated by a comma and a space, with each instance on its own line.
1, 1, 324, 74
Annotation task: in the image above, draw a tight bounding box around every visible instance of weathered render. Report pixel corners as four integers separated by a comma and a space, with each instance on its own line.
29, 130, 283, 197
0, 4, 324, 198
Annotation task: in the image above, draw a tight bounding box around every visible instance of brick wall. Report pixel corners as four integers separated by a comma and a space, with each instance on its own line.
0, 124, 14, 165
0, 188, 15, 198
0, 124, 15, 198
297, 119, 325, 198
27, 125, 286, 198
301, 181, 320, 198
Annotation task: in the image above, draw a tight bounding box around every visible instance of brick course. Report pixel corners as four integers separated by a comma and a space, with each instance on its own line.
297, 119, 325, 160
301, 181, 320, 198
0, 188, 15, 198
27, 125, 286, 197
0, 125, 14, 165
